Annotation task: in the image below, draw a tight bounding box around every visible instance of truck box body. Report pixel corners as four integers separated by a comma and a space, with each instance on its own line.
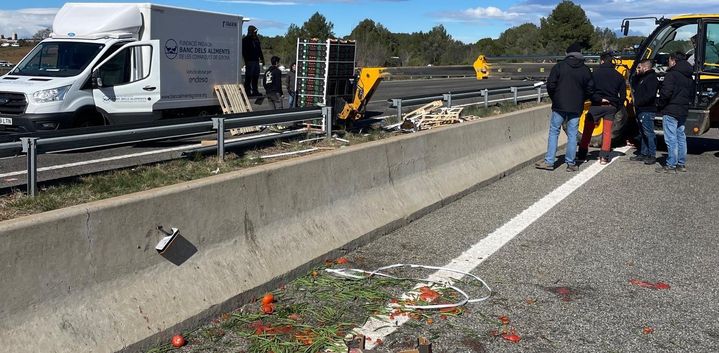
0, 3, 243, 132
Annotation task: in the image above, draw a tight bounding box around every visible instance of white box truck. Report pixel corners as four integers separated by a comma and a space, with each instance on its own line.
0, 3, 243, 132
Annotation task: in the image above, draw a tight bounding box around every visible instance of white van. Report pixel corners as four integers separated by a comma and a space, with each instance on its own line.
0, 3, 243, 132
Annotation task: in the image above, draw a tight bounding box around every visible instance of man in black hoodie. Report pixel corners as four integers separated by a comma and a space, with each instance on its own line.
536, 42, 595, 172
629, 59, 659, 164
263, 56, 283, 110
242, 25, 265, 97
656, 52, 694, 173
578, 52, 626, 165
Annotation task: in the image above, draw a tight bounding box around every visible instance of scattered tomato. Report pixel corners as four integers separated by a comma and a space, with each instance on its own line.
261, 293, 274, 305
375, 338, 384, 346
426, 318, 433, 324
654, 282, 671, 290
171, 334, 186, 348
261, 303, 274, 314
502, 333, 521, 343
336, 257, 349, 264
643, 327, 654, 334
499, 316, 510, 325
288, 313, 301, 321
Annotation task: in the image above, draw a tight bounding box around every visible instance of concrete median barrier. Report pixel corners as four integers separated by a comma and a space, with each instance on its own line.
0, 104, 559, 353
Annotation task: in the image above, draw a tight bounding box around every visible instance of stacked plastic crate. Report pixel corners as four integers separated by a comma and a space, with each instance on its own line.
295, 39, 356, 108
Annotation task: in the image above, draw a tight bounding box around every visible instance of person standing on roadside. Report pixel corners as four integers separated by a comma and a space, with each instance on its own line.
286, 62, 297, 108
242, 25, 264, 97
263, 56, 283, 110
577, 52, 626, 165
535, 42, 595, 172
656, 52, 694, 173
629, 59, 659, 165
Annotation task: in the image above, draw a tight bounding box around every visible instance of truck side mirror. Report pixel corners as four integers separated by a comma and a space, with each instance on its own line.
91, 70, 103, 88
622, 20, 630, 36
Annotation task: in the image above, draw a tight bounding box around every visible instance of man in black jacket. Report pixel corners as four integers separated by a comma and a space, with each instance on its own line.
536, 42, 595, 172
578, 52, 626, 165
656, 52, 694, 173
242, 25, 264, 97
263, 56, 283, 110
629, 59, 659, 164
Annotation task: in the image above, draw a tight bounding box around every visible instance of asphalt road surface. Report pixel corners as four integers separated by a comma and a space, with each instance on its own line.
0, 77, 533, 190
342, 130, 719, 353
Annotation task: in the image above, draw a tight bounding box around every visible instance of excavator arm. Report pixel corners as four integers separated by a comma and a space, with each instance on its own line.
338, 67, 388, 121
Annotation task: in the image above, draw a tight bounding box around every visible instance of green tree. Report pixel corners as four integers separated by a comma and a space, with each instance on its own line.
539, 0, 594, 54
616, 36, 646, 52
32, 28, 52, 41
349, 19, 397, 66
301, 12, 334, 40
423, 25, 452, 65
497, 23, 543, 55
591, 27, 618, 52
474, 38, 504, 56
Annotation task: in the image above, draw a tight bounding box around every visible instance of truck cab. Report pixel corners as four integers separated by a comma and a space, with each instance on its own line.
623, 15, 719, 135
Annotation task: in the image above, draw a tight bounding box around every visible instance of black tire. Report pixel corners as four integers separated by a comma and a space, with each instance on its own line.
72, 109, 106, 128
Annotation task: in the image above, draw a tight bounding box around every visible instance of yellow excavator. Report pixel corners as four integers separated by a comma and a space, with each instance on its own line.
582, 14, 719, 144
336, 67, 388, 122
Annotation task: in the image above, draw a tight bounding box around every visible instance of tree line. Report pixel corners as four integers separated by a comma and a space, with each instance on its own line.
260, 0, 646, 67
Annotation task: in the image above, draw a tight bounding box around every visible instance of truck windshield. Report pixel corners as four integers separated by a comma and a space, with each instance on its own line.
11, 42, 104, 77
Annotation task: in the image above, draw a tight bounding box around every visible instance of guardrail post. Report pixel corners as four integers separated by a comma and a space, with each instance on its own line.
443, 92, 453, 108
392, 99, 403, 121
511, 87, 518, 105
482, 89, 489, 108
322, 106, 333, 140
211, 117, 225, 162
20, 137, 38, 197
536, 86, 542, 103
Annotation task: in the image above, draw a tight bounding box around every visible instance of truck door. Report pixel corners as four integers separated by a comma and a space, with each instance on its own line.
92, 40, 160, 120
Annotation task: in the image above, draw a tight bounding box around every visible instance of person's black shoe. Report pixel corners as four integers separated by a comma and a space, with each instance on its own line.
566, 164, 579, 172
629, 155, 646, 162
643, 156, 656, 165
576, 149, 588, 162
676, 165, 687, 172
655, 165, 676, 174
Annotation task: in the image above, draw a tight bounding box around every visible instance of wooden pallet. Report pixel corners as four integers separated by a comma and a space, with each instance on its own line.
213, 84, 259, 135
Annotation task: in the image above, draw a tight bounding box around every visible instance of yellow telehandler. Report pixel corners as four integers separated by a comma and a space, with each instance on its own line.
583, 14, 719, 144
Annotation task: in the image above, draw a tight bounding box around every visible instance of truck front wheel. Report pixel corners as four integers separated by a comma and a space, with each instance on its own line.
72, 108, 106, 128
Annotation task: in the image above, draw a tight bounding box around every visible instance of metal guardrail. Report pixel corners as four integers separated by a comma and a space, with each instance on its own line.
16, 107, 332, 196
387, 84, 546, 120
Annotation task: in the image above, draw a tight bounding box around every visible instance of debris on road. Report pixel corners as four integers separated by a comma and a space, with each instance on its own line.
385, 100, 476, 132
629, 279, 671, 290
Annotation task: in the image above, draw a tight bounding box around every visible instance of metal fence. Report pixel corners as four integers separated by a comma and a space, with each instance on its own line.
14, 107, 332, 196
388, 84, 546, 120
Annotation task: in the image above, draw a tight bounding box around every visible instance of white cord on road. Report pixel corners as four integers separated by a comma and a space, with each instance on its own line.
326, 263, 492, 310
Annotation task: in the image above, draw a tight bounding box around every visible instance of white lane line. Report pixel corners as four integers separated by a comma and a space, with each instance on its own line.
359, 146, 631, 348
0, 132, 284, 179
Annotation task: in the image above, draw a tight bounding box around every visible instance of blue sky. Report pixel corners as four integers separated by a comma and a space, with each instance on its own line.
0, 1, 714, 43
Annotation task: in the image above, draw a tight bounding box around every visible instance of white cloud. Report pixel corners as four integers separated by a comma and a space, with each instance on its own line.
0, 8, 57, 39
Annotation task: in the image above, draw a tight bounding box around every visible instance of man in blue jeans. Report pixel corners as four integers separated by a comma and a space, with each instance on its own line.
629, 59, 658, 164
536, 42, 595, 172
656, 52, 694, 173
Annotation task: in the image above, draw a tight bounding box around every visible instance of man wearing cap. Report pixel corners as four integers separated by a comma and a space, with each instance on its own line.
536, 42, 595, 172
242, 25, 265, 97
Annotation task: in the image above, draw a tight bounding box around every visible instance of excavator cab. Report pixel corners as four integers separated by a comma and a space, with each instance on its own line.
623, 15, 719, 135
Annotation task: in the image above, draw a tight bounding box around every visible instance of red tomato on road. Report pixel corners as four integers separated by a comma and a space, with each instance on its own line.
171, 334, 186, 348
